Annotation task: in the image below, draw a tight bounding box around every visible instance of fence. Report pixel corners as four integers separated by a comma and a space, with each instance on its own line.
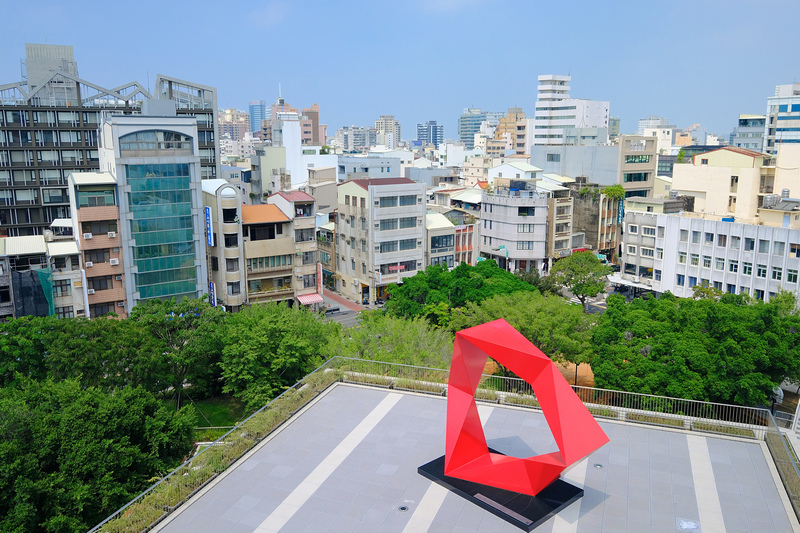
92, 356, 800, 531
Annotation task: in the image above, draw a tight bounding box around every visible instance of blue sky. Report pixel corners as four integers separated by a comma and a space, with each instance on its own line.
3, 0, 800, 141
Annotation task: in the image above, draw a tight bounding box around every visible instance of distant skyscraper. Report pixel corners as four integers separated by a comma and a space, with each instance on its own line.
764, 84, 800, 154
533, 74, 609, 146
249, 100, 267, 133
609, 117, 621, 140
731, 114, 765, 152
458, 109, 503, 149
637, 116, 669, 136
416, 120, 444, 148
374, 115, 401, 149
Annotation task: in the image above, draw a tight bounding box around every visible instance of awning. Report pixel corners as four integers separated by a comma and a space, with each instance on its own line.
608, 273, 655, 290
297, 293, 324, 305
50, 218, 73, 228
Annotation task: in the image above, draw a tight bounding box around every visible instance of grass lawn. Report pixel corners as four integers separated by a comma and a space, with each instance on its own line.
164, 394, 250, 441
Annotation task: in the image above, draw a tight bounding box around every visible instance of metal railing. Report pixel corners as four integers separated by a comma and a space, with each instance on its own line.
91, 357, 800, 531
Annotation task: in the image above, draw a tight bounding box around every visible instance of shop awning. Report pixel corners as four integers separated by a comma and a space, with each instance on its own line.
297, 293, 324, 305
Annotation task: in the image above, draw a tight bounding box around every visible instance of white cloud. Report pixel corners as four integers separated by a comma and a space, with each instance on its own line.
248, 1, 289, 29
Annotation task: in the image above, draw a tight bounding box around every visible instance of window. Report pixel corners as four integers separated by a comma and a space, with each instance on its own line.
361, 217, 367, 230
730, 236, 740, 250
302, 251, 316, 265
717, 234, 727, 247
657, 226, 665, 238
624, 154, 651, 164
629, 224, 639, 235
211, 256, 218, 271
431, 235, 454, 250
701, 158, 708, 165
680, 230, 688, 242
772, 267, 783, 281
641, 248, 654, 258
758, 240, 770, 253
774, 241, 785, 255
77, 188, 115, 207
380, 218, 398, 231
399, 195, 417, 206
295, 229, 315, 242
55, 306, 74, 319
729, 260, 738, 273
349, 215, 355, 226
226, 258, 239, 272
743, 262, 753, 275
689, 276, 697, 287
546, 153, 561, 162
53, 279, 71, 297
361, 240, 366, 252
715, 258, 724, 270
654, 269, 661, 281
380, 241, 398, 253
745, 238, 755, 251
678, 251, 686, 263
88, 276, 112, 291
788, 269, 798, 283
642, 226, 656, 237
303, 274, 316, 288
518, 207, 536, 216
362, 263, 366, 274
656, 248, 663, 259
623, 172, 649, 182
754, 289, 764, 300
224, 234, 238, 247
379, 196, 398, 207
628, 245, 638, 256
90, 303, 114, 318
791, 243, 800, 258
676, 274, 685, 286
344, 195, 350, 205
227, 282, 241, 295
85, 249, 110, 264
705, 232, 714, 244
360, 197, 366, 208
702, 256, 711, 268
727, 284, 736, 294
714, 281, 723, 291
399, 217, 416, 229
518, 224, 537, 233
757, 264, 767, 278
399, 239, 416, 251
690, 253, 699, 266
81, 220, 117, 234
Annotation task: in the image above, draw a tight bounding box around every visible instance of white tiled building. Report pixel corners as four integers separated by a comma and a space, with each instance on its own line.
616, 211, 800, 301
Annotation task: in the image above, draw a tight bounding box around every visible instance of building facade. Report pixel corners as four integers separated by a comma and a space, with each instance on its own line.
0, 44, 219, 237
374, 115, 401, 149
249, 100, 267, 133
416, 120, 444, 149
202, 179, 246, 311
731, 114, 765, 152
336, 178, 426, 303
532, 74, 609, 147
618, 135, 659, 198
765, 84, 800, 154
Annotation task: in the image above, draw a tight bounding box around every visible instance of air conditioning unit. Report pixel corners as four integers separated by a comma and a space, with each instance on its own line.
109, 258, 119, 265
83, 233, 92, 239
107, 232, 116, 238
117, 301, 125, 307
87, 289, 95, 295
115, 275, 122, 281
85, 261, 93, 267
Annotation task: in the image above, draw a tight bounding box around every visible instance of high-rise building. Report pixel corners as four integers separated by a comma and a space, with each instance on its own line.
218, 109, 250, 141
458, 108, 503, 149
0, 44, 219, 237
374, 115, 401, 149
532, 75, 609, 147
764, 84, 800, 154
249, 100, 267, 133
637, 116, 669, 135
731, 115, 766, 152
416, 120, 444, 148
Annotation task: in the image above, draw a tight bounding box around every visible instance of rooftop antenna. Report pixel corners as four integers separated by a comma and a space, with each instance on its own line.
278, 83, 281, 98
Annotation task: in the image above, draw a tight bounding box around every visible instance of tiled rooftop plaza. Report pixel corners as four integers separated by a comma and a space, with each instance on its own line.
152, 384, 798, 533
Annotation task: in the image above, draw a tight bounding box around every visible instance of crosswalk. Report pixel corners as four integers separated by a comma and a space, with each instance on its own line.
568, 296, 606, 309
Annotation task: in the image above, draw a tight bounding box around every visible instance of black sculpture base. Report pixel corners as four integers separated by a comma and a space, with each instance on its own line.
418, 452, 583, 531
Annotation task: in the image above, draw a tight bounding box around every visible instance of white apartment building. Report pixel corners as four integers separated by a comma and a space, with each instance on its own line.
336, 178, 426, 304
616, 211, 800, 302
765, 83, 800, 154
532, 74, 609, 147
479, 183, 548, 273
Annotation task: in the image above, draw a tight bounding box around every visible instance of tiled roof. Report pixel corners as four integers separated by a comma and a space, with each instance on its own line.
346, 177, 416, 190
241, 204, 290, 224
274, 191, 315, 202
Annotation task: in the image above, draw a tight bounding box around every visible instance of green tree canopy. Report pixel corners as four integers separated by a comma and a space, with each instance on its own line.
591, 292, 800, 405
0, 379, 193, 532
550, 251, 611, 310
219, 303, 338, 410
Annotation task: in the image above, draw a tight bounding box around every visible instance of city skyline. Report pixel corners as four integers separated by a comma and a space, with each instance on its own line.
2, 0, 800, 141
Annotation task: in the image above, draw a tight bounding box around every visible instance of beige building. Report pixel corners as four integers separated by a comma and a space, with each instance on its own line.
618, 135, 659, 198
425, 213, 457, 269
671, 147, 770, 222
202, 179, 246, 312
241, 204, 295, 305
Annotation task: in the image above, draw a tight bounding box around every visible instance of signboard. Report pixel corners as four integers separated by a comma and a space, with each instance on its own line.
389, 265, 405, 272
317, 262, 323, 296
209, 281, 216, 307
617, 201, 624, 224
205, 207, 213, 246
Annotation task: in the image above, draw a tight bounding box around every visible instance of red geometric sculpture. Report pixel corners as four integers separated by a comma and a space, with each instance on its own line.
445, 319, 609, 496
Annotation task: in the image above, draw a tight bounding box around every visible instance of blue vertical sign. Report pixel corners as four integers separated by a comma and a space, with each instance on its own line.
209, 281, 216, 307
205, 206, 213, 246
617, 200, 624, 224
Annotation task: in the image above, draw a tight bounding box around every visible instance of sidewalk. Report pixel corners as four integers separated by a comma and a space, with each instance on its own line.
322, 291, 365, 313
